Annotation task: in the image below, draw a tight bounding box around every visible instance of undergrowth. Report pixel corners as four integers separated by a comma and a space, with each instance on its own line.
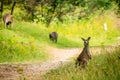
0, 8, 119, 63
42, 47, 120, 80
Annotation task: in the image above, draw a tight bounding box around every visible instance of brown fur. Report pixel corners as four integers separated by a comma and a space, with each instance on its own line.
3, 13, 14, 28
75, 37, 91, 68
49, 32, 58, 43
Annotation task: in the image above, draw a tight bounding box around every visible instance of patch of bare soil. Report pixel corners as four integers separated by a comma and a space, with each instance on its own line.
0, 45, 119, 80
0, 18, 120, 80
0, 47, 81, 80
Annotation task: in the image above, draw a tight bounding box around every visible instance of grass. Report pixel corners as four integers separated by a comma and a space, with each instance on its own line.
42, 47, 120, 80
0, 28, 48, 63
49, 12, 119, 47
0, 8, 119, 63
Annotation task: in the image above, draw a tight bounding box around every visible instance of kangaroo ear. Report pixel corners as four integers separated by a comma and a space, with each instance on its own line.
87, 37, 91, 40
81, 38, 85, 41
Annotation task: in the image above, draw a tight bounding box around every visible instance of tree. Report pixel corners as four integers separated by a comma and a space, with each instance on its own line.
11, 1, 16, 15
0, 1, 3, 17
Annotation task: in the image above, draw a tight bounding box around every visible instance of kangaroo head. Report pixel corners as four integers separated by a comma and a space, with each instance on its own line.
81, 37, 91, 46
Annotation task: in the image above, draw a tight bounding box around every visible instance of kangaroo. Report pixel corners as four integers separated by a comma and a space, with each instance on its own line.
3, 1, 16, 28
3, 13, 14, 28
49, 32, 58, 43
75, 37, 91, 68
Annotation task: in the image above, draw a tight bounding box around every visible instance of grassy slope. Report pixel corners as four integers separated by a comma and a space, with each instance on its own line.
42, 47, 120, 80
0, 22, 49, 63
0, 9, 119, 63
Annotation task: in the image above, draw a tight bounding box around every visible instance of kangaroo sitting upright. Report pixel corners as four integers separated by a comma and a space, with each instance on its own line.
3, 13, 14, 28
75, 37, 91, 68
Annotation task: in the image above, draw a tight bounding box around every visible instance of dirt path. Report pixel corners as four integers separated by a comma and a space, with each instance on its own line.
0, 45, 119, 80
0, 47, 81, 80
0, 36, 120, 80
0, 39, 120, 80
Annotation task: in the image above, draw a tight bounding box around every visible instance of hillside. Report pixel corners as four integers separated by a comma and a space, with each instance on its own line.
0, 10, 119, 63
0, 1, 120, 80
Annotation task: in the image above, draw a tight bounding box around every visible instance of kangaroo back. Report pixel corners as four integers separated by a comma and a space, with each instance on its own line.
49, 32, 58, 43
3, 13, 14, 28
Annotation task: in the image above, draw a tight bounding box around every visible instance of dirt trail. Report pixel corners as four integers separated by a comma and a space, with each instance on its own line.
0, 45, 119, 80
0, 39, 120, 80
0, 47, 81, 80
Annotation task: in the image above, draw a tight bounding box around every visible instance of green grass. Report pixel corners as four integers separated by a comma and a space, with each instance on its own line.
0, 9, 119, 63
0, 28, 48, 63
42, 47, 120, 80
49, 12, 119, 47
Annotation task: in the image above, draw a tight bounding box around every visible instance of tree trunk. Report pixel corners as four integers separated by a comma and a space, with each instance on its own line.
0, 1, 3, 17
46, 0, 57, 27
11, 1, 16, 15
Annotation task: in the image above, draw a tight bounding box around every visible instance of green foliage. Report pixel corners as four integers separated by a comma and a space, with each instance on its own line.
42, 47, 120, 80
0, 23, 48, 63
48, 11, 119, 47
2, 0, 118, 25
0, 2, 119, 63
0, 9, 119, 63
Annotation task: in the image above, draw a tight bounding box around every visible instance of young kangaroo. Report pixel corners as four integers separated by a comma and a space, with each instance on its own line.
49, 32, 58, 43
75, 37, 91, 68
3, 13, 14, 28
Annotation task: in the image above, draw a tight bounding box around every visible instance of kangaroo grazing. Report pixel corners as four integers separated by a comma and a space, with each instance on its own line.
75, 37, 91, 68
49, 32, 58, 43
3, 13, 14, 28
